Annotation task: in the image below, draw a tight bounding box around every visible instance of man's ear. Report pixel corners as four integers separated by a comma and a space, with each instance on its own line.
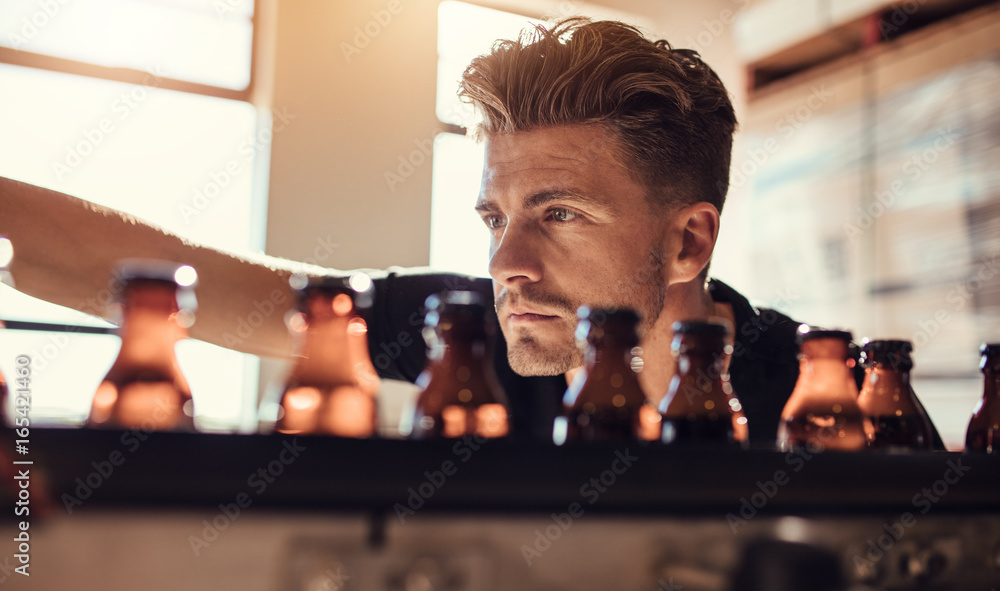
667, 202, 719, 285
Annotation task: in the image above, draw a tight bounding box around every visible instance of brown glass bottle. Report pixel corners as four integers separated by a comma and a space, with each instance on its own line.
965, 343, 1000, 454
659, 320, 749, 447
554, 307, 653, 444
409, 291, 509, 439
857, 339, 934, 451
87, 260, 198, 431
271, 274, 379, 437
776, 327, 870, 452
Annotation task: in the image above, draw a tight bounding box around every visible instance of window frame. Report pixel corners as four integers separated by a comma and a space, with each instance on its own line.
0, 0, 261, 101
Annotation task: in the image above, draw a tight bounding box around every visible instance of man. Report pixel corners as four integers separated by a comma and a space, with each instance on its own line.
0, 18, 801, 444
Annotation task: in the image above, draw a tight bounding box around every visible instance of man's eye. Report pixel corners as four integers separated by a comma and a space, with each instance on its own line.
484, 215, 505, 229
549, 208, 577, 222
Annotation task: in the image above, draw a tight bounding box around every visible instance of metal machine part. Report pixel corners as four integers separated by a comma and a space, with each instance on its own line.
8, 511, 999, 590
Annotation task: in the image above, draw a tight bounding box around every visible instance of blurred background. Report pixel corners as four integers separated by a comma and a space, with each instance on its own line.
0, 0, 997, 448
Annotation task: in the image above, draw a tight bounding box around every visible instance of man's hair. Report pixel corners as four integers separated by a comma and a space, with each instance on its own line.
459, 17, 737, 213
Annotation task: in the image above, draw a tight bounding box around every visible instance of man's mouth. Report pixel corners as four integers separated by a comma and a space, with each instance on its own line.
495, 287, 574, 327
506, 307, 562, 324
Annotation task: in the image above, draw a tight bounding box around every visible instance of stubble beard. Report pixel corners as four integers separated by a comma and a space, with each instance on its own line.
505, 324, 580, 376
501, 248, 667, 376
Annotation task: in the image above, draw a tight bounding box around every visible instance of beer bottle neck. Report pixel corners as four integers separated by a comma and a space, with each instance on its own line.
803, 354, 852, 370
439, 330, 488, 355
984, 369, 1000, 400
585, 342, 632, 370
429, 335, 490, 378
798, 356, 857, 398
575, 343, 645, 406
870, 363, 912, 385
675, 351, 726, 379
289, 314, 356, 385
115, 304, 186, 369
859, 363, 924, 417
661, 345, 732, 418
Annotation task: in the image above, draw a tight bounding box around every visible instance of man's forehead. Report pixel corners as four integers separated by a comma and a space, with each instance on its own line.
482, 124, 624, 166
478, 125, 630, 194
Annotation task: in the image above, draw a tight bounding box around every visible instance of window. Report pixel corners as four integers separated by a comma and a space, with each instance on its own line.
430, 1, 544, 279
0, 0, 265, 431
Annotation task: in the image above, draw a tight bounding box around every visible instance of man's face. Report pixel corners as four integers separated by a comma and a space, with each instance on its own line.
476, 124, 673, 376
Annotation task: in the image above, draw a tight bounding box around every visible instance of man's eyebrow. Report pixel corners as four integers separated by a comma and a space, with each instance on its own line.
474, 200, 498, 214
522, 189, 600, 210
474, 189, 608, 214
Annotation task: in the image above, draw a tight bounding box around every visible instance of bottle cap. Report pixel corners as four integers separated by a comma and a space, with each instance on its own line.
860, 339, 914, 370
574, 307, 640, 348
113, 259, 198, 322
672, 319, 730, 336
671, 319, 731, 357
422, 291, 491, 345
115, 258, 197, 286
289, 272, 374, 310
796, 324, 852, 345
425, 290, 487, 311
576, 306, 640, 325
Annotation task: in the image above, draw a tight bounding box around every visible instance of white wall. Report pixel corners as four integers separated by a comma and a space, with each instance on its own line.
264, 0, 749, 273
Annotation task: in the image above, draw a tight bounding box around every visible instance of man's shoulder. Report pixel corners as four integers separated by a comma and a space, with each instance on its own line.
708, 278, 800, 362
372, 267, 492, 299
708, 278, 800, 445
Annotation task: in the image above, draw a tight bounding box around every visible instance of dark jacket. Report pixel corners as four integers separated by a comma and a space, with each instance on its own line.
367, 270, 942, 448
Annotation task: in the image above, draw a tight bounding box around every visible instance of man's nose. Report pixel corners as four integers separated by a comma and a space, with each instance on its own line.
489, 221, 543, 288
